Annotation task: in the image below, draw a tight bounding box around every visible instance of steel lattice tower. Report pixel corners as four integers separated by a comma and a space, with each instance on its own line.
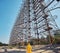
9, 0, 60, 45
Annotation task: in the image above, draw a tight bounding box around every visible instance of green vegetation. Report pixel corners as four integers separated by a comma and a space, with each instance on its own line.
0, 42, 8, 46
54, 35, 60, 44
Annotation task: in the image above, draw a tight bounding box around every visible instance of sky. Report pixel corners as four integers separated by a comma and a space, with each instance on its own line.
0, 0, 60, 44
0, 0, 22, 43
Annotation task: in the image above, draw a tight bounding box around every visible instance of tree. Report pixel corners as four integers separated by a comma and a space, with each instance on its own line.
0, 42, 8, 46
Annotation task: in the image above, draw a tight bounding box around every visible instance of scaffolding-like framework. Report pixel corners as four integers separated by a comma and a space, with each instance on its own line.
9, 0, 60, 45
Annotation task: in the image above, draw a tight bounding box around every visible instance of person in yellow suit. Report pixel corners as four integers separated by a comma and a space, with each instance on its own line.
26, 42, 32, 53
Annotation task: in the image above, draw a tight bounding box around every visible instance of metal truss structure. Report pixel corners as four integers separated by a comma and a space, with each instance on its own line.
9, 0, 60, 45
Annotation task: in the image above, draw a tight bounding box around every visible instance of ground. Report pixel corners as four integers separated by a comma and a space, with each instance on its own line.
0, 44, 60, 53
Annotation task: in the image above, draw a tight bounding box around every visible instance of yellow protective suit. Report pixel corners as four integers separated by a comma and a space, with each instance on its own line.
26, 43, 32, 53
